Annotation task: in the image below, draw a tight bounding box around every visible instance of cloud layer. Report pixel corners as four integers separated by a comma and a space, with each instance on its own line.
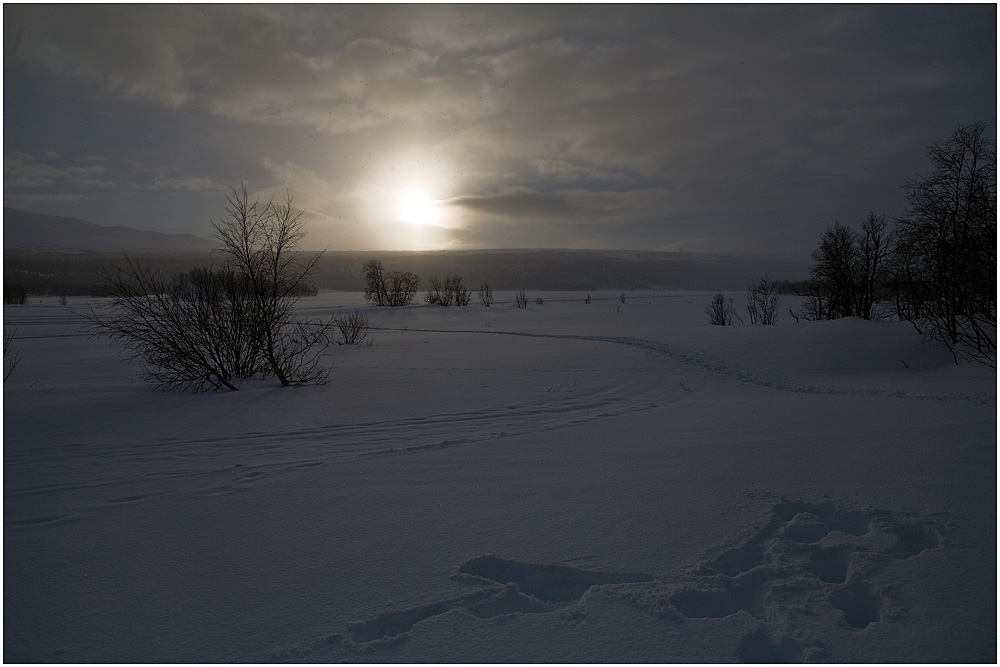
4, 5, 995, 256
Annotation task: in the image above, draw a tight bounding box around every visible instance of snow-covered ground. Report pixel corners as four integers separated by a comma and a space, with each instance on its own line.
4, 291, 996, 662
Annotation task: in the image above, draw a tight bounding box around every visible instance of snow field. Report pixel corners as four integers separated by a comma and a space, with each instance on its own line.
4, 291, 996, 662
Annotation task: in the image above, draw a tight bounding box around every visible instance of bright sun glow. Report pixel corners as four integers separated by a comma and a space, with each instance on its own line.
397, 190, 438, 226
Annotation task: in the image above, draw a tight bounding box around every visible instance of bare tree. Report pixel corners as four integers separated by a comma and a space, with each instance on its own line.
896, 122, 996, 364
363, 259, 418, 306
362, 259, 389, 306
427, 276, 471, 306
425, 276, 450, 305
790, 280, 828, 322
854, 213, 891, 320
808, 222, 858, 319
389, 270, 419, 307
804, 215, 890, 321
746, 274, 779, 325
479, 282, 494, 307
86, 186, 330, 391
211, 184, 328, 386
706, 293, 740, 325
451, 276, 471, 306
514, 289, 528, 309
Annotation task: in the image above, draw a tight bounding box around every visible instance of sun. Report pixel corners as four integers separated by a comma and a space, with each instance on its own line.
397, 190, 438, 226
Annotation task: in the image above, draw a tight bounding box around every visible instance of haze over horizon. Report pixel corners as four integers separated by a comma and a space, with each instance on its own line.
4, 4, 995, 257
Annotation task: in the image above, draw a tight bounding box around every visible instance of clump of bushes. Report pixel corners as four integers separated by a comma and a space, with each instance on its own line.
4, 284, 26, 305
426, 276, 470, 306
362, 259, 419, 307
479, 282, 494, 307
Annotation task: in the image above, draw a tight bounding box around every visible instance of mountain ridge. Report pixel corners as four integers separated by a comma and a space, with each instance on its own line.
3, 207, 220, 253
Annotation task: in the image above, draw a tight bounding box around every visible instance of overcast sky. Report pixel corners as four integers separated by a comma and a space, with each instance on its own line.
4, 4, 995, 257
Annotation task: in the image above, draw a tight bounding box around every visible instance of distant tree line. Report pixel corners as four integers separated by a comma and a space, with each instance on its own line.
361, 259, 512, 309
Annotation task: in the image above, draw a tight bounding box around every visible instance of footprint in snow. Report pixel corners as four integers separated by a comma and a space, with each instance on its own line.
345, 555, 654, 645
331, 497, 940, 661
633, 497, 941, 662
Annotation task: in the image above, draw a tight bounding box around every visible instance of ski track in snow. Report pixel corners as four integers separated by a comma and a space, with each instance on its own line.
7, 321, 988, 514
319, 498, 942, 663
376, 326, 996, 405
4, 391, 659, 505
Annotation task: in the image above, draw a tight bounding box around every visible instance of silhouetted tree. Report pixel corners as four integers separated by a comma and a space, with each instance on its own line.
425, 276, 449, 305
746, 274, 779, 325
514, 289, 528, 309
211, 184, 328, 386
479, 282, 494, 307
808, 222, 857, 319
451, 276, 471, 306
706, 292, 740, 325
895, 122, 996, 364
854, 213, 891, 320
86, 185, 330, 391
426, 276, 471, 306
363, 259, 419, 306
805, 214, 890, 321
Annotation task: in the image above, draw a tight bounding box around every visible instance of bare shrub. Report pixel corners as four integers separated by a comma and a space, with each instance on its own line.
87, 260, 252, 391
332, 310, 370, 345
514, 289, 528, 309
451, 277, 471, 306
425, 276, 448, 305
706, 292, 740, 325
85, 185, 330, 391
746, 274, 779, 325
479, 282, 494, 307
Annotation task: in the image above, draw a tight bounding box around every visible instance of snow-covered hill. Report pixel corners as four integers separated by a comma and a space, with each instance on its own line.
3, 207, 219, 253
3, 291, 995, 662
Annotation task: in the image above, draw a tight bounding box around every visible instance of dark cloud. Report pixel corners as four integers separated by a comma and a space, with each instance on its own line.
4, 5, 995, 256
